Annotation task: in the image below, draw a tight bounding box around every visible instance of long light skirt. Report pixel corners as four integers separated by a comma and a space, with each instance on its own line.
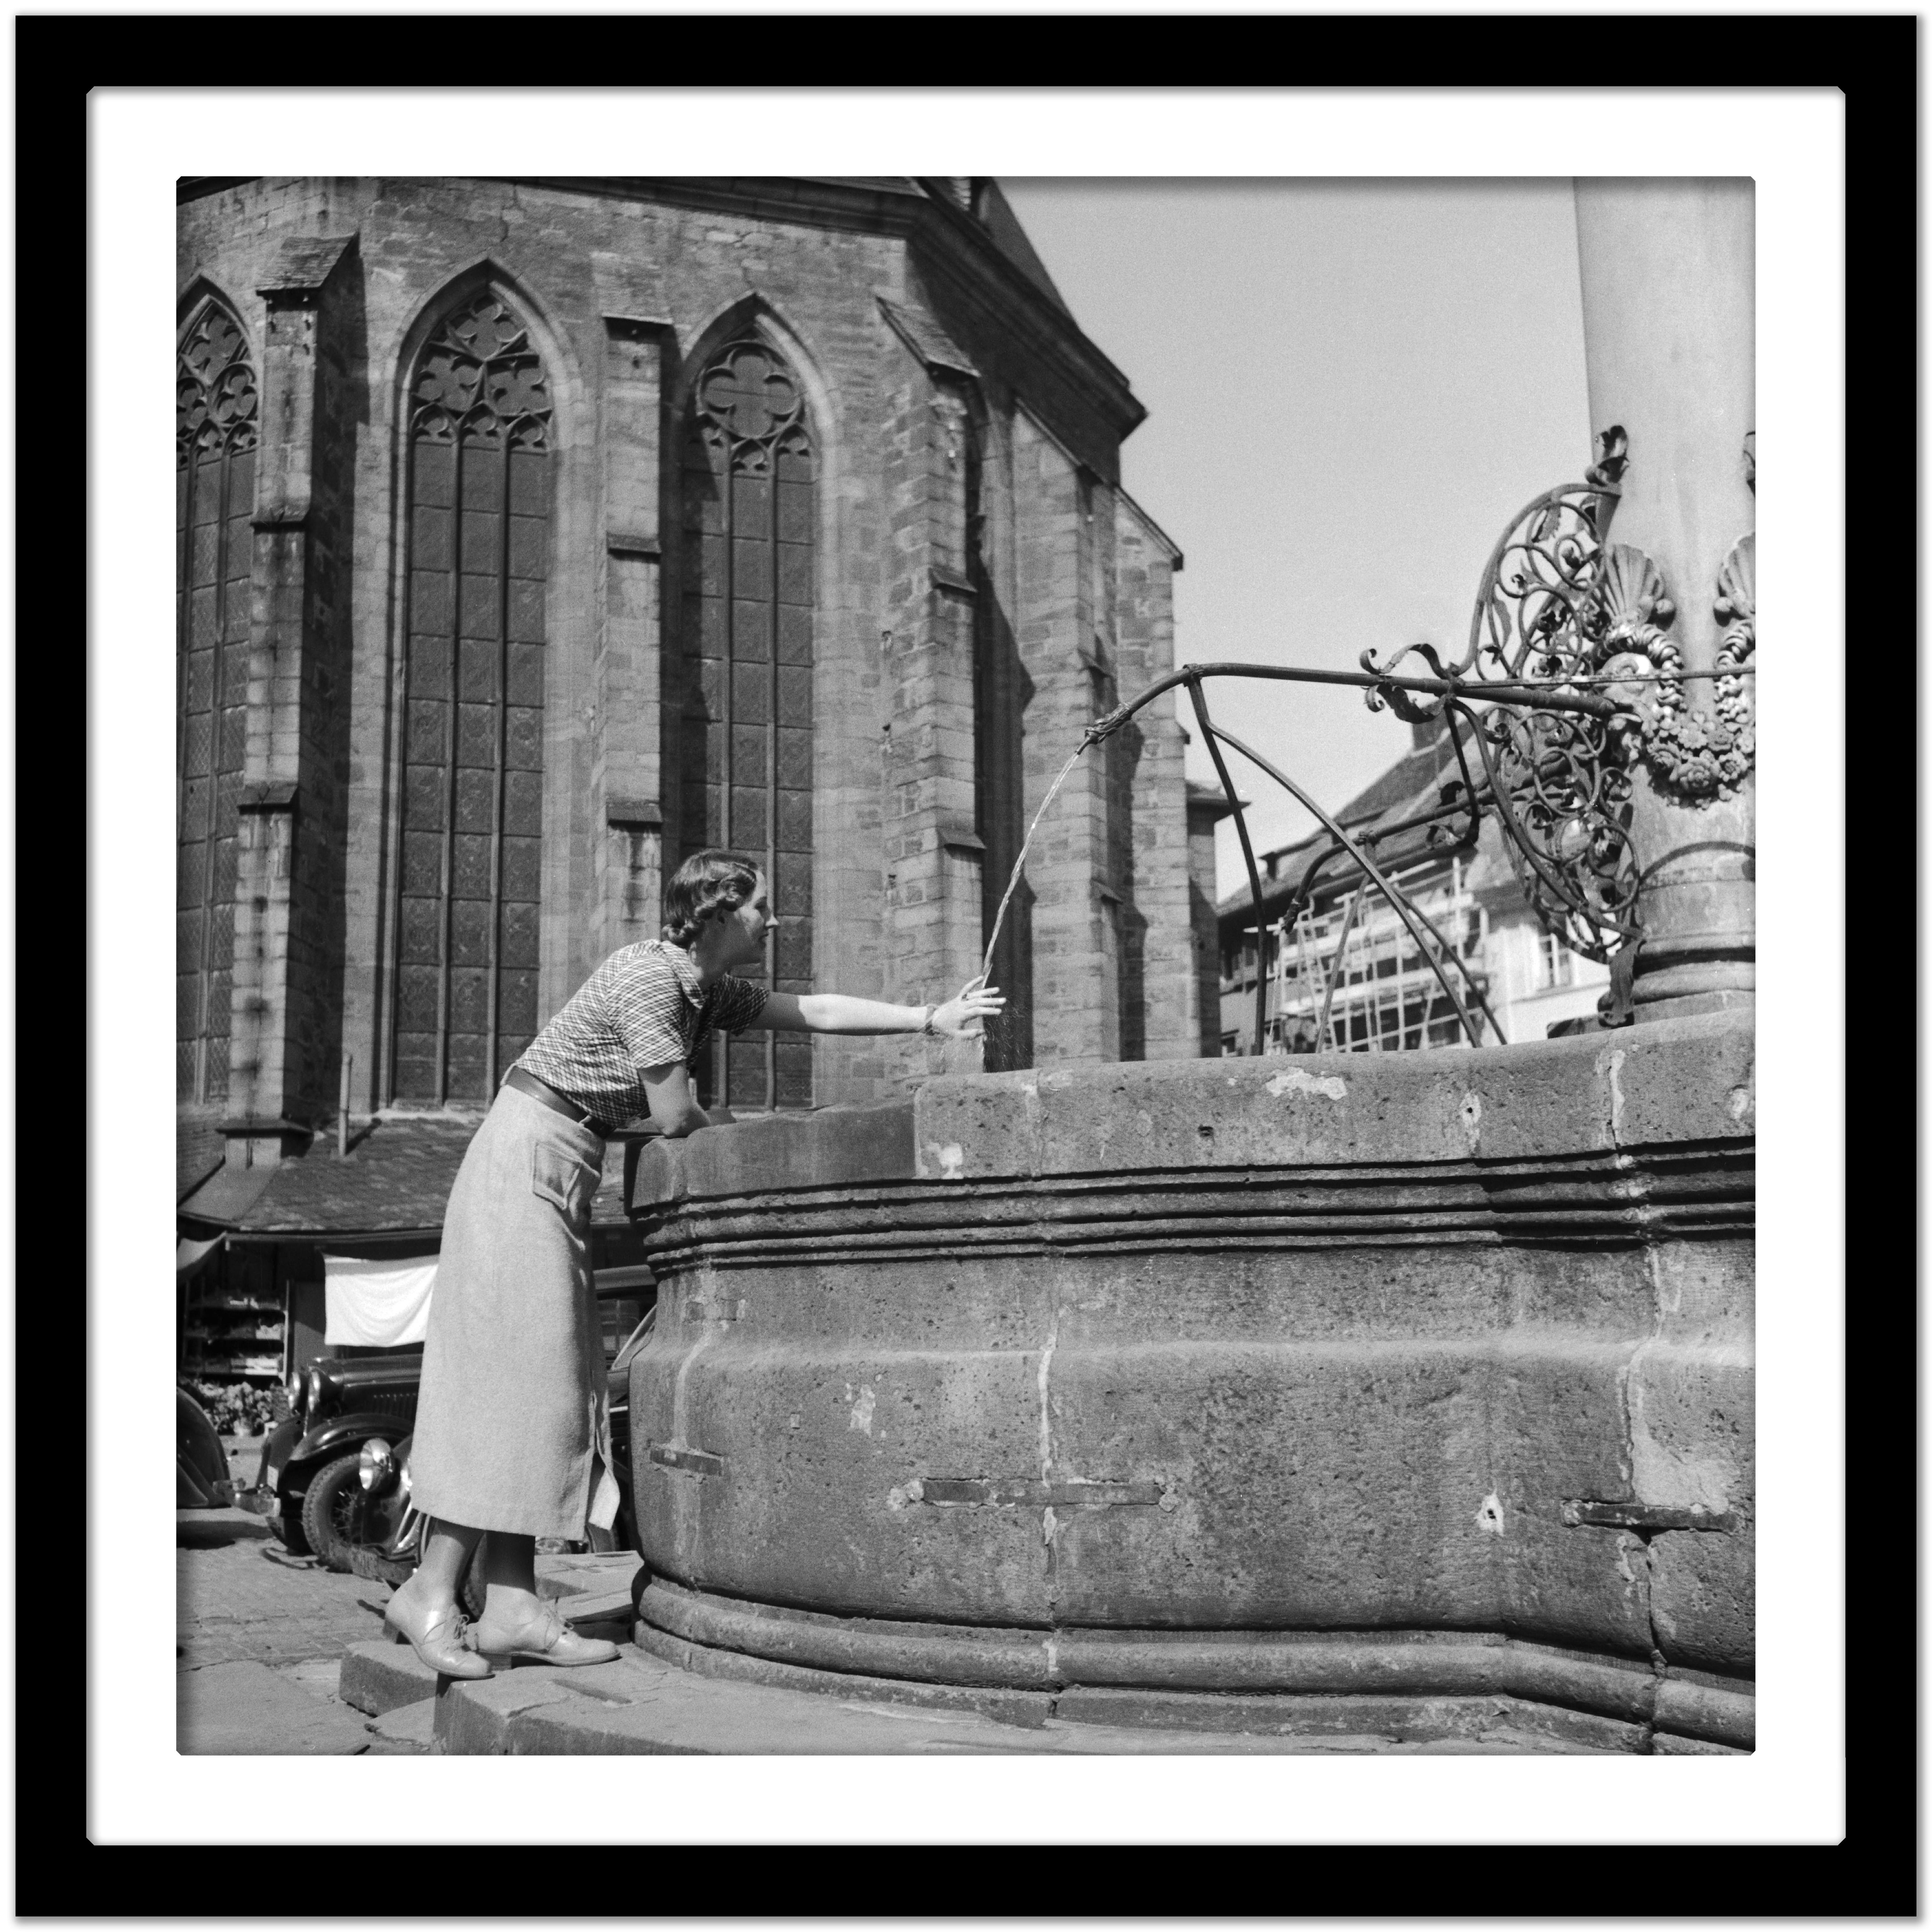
409, 1083, 609, 1541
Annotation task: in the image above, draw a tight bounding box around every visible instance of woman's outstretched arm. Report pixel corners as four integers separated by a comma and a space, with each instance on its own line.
759, 976, 1004, 1038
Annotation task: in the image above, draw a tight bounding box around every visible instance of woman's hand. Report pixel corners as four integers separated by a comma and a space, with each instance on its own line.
930, 975, 1006, 1039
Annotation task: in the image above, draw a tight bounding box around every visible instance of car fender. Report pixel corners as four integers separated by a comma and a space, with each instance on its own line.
176, 1390, 236, 1509
281, 1413, 406, 1493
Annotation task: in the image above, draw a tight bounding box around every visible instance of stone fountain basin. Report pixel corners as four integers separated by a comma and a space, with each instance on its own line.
626, 1013, 1754, 1747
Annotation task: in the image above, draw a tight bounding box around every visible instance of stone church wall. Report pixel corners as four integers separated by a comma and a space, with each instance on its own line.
177, 177, 1195, 1134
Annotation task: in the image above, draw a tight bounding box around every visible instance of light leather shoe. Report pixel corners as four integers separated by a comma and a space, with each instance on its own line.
470, 1597, 619, 1669
383, 1580, 493, 1680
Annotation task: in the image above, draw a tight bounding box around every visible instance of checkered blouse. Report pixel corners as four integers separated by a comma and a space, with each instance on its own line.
512, 940, 768, 1129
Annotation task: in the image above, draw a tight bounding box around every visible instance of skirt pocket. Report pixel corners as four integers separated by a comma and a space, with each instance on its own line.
531, 1138, 596, 1217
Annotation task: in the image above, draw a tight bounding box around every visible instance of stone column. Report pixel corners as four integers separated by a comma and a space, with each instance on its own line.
879, 305, 986, 1078
224, 233, 356, 1166
1186, 779, 1238, 1058
1012, 406, 1118, 1066
599, 314, 674, 957
1114, 491, 1195, 1059
1573, 179, 1755, 1021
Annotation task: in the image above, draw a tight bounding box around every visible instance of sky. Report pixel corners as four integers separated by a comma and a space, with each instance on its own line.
998, 179, 1592, 898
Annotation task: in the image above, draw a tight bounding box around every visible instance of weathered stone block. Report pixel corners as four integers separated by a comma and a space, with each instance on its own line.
338, 1638, 439, 1715
1602, 1010, 1756, 1148
1627, 1343, 1754, 1517
631, 1003, 1753, 1725
1649, 1525, 1755, 1674
632, 1327, 1054, 1624
669, 1100, 916, 1201
911, 1020, 1753, 1184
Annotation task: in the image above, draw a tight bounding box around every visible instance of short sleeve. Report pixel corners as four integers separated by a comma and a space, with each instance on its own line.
606, 951, 696, 1071
707, 975, 770, 1037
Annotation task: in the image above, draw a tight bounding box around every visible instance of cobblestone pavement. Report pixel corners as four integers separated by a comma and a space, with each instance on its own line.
177, 1438, 413, 1752
177, 1437, 393, 1671
176, 1510, 391, 1670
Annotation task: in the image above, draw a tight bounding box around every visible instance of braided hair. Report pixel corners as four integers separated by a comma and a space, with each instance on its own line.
661, 849, 761, 947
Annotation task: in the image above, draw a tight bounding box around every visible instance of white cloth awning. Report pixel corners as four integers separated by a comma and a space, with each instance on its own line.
177, 1233, 223, 1278
323, 1253, 437, 1347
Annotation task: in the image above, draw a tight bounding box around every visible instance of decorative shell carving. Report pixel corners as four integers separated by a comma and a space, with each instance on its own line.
1590, 543, 1676, 653
1714, 530, 1755, 654
1637, 531, 1755, 803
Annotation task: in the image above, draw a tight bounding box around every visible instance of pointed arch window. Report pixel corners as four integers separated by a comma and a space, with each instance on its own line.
393, 291, 552, 1104
677, 335, 815, 1111
177, 300, 259, 1103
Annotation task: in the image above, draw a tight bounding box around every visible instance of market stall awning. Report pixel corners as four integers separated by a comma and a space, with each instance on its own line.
177, 1232, 223, 1277
324, 1253, 437, 1347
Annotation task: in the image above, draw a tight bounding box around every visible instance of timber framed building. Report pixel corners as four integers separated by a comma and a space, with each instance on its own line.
1215, 718, 1612, 1058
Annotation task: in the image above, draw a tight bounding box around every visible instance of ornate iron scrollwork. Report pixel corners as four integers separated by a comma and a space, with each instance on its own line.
1360, 430, 1641, 964
1362, 424, 1757, 962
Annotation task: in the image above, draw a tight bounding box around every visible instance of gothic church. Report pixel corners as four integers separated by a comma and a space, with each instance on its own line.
176, 177, 1210, 1384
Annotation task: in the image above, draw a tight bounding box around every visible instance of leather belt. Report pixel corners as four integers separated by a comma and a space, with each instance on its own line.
503, 1065, 616, 1138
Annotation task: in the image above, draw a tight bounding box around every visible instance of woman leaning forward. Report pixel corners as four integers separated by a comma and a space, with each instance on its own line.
383, 849, 1004, 1676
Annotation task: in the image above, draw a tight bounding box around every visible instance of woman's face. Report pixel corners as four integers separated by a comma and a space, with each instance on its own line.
718, 871, 776, 966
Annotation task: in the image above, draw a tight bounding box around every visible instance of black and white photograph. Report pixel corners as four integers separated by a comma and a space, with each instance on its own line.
167, 162, 1762, 1757
65, 66, 1862, 1861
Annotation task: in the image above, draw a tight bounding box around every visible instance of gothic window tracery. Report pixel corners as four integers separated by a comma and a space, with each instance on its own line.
177, 300, 259, 1103
678, 336, 816, 1110
393, 291, 552, 1104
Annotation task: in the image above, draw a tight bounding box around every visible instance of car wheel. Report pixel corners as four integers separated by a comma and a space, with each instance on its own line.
300, 1453, 367, 1572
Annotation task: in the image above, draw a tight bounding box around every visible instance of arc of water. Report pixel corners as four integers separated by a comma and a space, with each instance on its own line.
980, 744, 1089, 987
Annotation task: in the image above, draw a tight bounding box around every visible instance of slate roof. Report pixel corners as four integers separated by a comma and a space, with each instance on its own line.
970, 179, 1074, 317
177, 1111, 638, 1237
178, 1120, 227, 1203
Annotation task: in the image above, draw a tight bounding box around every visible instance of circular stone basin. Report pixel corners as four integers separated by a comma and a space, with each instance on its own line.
626, 1017, 1755, 1752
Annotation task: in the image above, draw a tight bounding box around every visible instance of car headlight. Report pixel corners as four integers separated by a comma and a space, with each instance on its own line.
398, 1457, 413, 1499
358, 1438, 394, 1492
305, 1368, 325, 1414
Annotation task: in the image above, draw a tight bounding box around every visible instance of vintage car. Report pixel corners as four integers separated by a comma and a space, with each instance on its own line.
176, 1387, 236, 1510
246, 1349, 423, 1570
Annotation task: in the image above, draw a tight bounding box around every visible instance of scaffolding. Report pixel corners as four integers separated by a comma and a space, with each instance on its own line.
1263, 856, 1491, 1053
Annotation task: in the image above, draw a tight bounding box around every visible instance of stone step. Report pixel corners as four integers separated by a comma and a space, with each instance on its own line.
535, 1550, 644, 1600
339, 1639, 440, 1716
179, 1659, 375, 1755
428, 1644, 1619, 1755
339, 1576, 641, 1715
368, 1697, 438, 1753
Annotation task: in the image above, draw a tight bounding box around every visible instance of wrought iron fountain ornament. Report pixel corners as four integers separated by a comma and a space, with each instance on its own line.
1079, 427, 1756, 1054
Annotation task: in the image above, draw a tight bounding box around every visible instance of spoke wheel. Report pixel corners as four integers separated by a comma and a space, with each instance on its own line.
299, 1453, 368, 1573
